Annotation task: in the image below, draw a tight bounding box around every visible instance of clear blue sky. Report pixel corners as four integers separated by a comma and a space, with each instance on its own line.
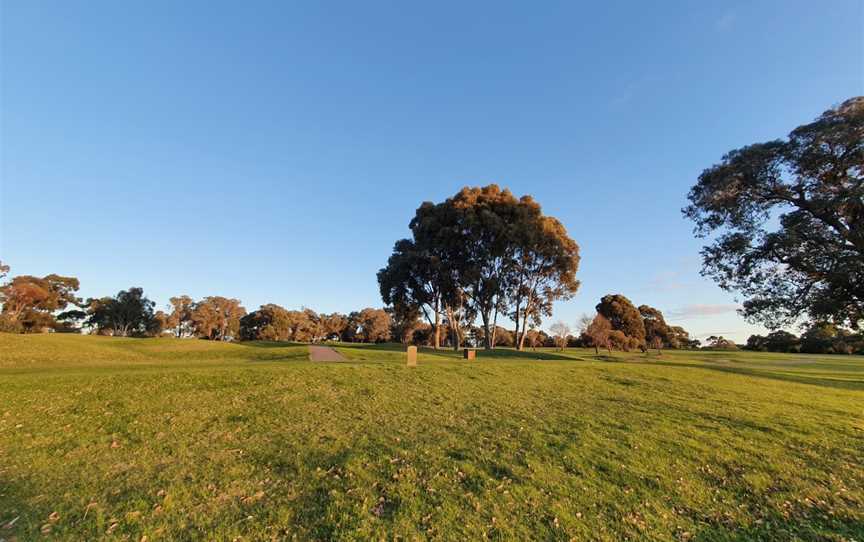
1, 1, 862, 342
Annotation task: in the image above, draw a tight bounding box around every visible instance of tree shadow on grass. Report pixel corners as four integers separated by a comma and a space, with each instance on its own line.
0, 476, 41, 540
650, 360, 864, 391
349, 343, 403, 350
0, 473, 149, 540
472, 349, 577, 362
689, 501, 864, 541
586, 354, 625, 363
238, 341, 668, 364
232, 341, 313, 363
236, 341, 308, 349
286, 447, 389, 538
244, 356, 310, 364
328, 343, 585, 363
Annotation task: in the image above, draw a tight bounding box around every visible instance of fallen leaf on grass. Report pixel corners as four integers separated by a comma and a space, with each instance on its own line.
242, 491, 265, 505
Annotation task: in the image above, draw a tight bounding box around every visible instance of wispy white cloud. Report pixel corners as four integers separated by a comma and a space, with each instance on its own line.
667, 303, 740, 319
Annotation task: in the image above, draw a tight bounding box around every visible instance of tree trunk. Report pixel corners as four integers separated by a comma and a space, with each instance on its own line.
433, 301, 440, 350
517, 308, 531, 351
516, 291, 536, 351
513, 302, 521, 351
445, 307, 461, 351
481, 310, 492, 350
490, 303, 499, 349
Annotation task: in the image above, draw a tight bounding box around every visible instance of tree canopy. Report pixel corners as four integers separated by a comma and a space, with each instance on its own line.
239, 304, 293, 341
191, 297, 246, 341
166, 295, 196, 338
379, 185, 580, 350
85, 287, 158, 337
348, 308, 392, 343
639, 305, 674, 351
584, 314, 612, 354
684, 97, 864, 330
548, 321, 571, 351
596, 294, 646, 348
0, 268, 82, 333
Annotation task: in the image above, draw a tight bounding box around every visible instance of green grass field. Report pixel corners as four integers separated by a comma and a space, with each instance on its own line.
1, 335, 862, 541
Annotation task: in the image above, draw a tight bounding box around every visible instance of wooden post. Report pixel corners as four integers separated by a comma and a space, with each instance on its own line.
462, 348, 475, 360
406, 345, 418, 367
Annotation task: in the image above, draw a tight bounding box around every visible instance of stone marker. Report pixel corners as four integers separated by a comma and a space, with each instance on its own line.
463, 348, 476, 360
406, 345, 418, 367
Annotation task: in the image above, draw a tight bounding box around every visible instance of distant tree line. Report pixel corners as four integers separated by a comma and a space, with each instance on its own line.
0, 262, 549, 346
0, 262, 395, 343
238, 305, 392, 343
3, 259, 861, 355
746, 323, 864, 355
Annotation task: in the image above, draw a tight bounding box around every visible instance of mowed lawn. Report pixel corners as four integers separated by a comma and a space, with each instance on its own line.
1, 335, 862, 541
